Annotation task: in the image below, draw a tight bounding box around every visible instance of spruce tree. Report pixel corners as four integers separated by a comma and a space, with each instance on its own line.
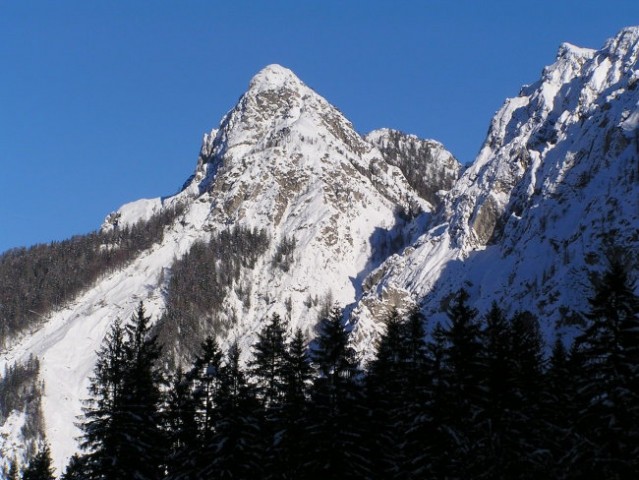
164, 369, 199, 479
190, 336, 224, 446
250, 313, 289, 409
59, 454, 89, 480
311, 306, 360, 398
405, 321, 446, 479
542, 337, 581, 478
575, 257, 639, 476
203, 342, 263, 480
476, 302, 514, 478
439, 288, 482, 476
505, 311, 546, 477
79, 319, 127, 479
273, 327, 313, 479
366, 309, 429, 479
249, 312, 289, 478
166, 335, 224, 480
21, 445, 55, 480
366, 310, 404, 479
283, 328, 312, 410
307, 306, 368, 479
119, 302, 166, 480
78, 303, 166, 480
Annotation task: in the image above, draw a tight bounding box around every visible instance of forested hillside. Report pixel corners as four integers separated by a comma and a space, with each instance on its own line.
0, 205, 184, 345
13, 255, 635, 480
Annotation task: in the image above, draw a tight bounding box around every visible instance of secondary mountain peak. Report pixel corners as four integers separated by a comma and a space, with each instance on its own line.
603, 25, 639, 61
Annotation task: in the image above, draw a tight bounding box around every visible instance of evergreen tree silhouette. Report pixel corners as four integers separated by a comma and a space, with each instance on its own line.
250, 313, 289, 409
506, 310, 546, 477
542, 337, 581, 478
475, 302, 515, 477
273, 327, 313, 479
203, 342, 263, 480
439, 288, 482, 476
78, 303, 166, 480
575, 257, 639, 476
78, 319, 127, 479
307, 306, 368, 479
366, 308, 429, 479
249, 313, 289, 478
59, 454, 89, 480
190, 335, 224, 477
21, 445, 55, 480
119, 302, 166, 480
164, 368, 199, 479
366, 309, 407, 479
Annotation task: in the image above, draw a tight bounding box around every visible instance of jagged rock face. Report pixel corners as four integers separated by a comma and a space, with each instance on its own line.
366, 128, 462, 207
358, 27, 639, 337
442, 27, 639, 251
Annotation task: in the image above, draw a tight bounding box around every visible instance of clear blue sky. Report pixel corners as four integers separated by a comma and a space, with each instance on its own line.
1, 1, 638, 253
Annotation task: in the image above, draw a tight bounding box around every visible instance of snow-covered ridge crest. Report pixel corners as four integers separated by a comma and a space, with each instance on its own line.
357, 26, 639, 340
441, 25, 639, 250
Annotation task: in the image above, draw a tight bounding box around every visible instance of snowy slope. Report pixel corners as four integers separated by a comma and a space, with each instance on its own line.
0, 64, 458, 472
356, 27, 639, 339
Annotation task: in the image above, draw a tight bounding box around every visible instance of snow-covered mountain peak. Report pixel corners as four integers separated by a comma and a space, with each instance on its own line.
248, 63, 304, 93
198, 63, 369, 176
4, 64, 440, 470
435, 26, 639, 251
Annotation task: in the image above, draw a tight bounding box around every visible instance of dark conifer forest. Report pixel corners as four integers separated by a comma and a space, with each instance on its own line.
12, 256, 634, 480
0, 205, 184, 346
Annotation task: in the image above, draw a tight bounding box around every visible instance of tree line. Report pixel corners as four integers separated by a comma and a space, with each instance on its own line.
13, 257, 639, 479
0, 205, 184, 346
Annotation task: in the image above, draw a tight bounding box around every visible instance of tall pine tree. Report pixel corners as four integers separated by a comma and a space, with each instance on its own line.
250, 313, 289, 409
439, 289, 482, 477
79, 319, 127, 479
307, 306, 368, 479
203, 342, 263, 480
575, 257, 639, 476
276, 327, 313, 479
78, 303, 166, 480
164, 368, 199, 480
21, 445, 55, 480
249, 313, 289, 478
120, 302, 166, 480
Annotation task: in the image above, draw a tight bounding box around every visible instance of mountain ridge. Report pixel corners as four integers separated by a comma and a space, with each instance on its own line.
355, 26, 639, 339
